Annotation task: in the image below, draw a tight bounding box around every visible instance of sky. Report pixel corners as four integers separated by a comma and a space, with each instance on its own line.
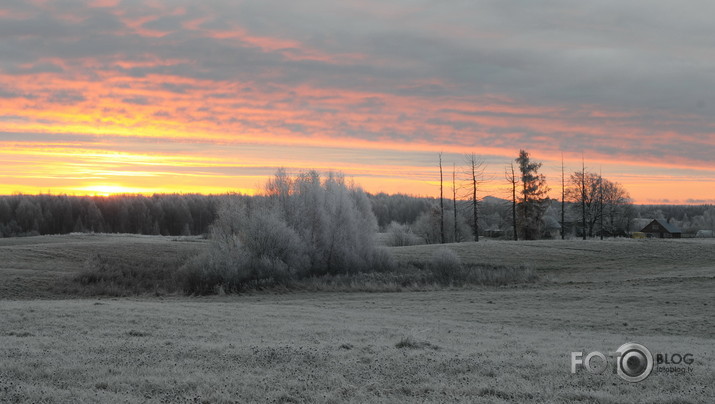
1, 0, 714, 204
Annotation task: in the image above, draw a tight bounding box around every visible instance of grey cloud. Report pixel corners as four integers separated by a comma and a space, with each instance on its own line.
160, 82, 195, 94
5, 62, 64, 76
0, 115, 29, 122
0, 0, 713, 165
0, 87, 35, 99
142, 15, 186, 32
207, 92, 238, 99
122, 96, 151, 105
48, 91, 86, 105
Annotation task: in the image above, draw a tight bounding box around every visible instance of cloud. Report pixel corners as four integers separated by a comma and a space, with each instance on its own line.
0, 0, 713, 201
48, 90, 86, 105
121, 96, 151, 105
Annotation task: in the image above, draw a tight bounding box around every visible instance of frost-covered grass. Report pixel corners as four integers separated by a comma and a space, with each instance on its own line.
1, 234, 713, 402
1, 287, 712, 403
391, 237, 715, 283
0, 234, 206, 299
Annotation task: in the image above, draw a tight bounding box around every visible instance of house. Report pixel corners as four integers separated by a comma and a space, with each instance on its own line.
640, 219, 682, 239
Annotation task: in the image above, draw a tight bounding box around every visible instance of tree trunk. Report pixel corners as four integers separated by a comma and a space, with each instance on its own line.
439, 153, 445, 244
511, 163, 518, 241
472, 167, 478, 242
599, 169, 604, 240
453, 163, 458, 243
581, 156, 586, 240
561, 153, 565, 240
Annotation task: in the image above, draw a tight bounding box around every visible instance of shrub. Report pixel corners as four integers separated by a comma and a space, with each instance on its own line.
395, 336, 439, 350
232, 208, 309, 282
425, 247, 537, 286
384, 221, 422, 246
75, 253, 187, 296
429, 247, 462, 283
180, 169, 395, 293
179, 243, 249, 295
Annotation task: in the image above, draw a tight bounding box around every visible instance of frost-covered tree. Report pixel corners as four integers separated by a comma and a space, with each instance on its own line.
411, 205, 472, 244
266, 170, 383, 274
185, 169, 392, 292
515, 150, 549, 240
567, 172, 632, 237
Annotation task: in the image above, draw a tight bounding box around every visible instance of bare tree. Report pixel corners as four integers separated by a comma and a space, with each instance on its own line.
568, 170, 599, 238
599, 168, 604, 240
505, 162, 518, 240
567, 171, 632, 237
452, 163, 458, 243
581, 155, 587, 240
464, 153, 486, 242
561, 153, 565, 240
601, 179, 632, 235
411, 205, 471, 244
439, 153, 445, 244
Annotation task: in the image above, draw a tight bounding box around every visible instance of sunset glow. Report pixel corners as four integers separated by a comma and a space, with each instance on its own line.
1, 1, 714, 203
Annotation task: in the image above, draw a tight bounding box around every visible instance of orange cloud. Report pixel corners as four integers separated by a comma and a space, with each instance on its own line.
1, 1, 714, 203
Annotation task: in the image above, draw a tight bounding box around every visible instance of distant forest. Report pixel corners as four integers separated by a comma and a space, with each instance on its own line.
0, 193, 713, 239
0, 194, 218, 237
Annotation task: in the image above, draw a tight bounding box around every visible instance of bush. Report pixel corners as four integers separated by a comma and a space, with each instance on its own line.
180, 169, 395, 293
425, 247, 537, 286
74, 253, 187, 296
179, 244, 247, 295
385, 221, 422, 246
429, 247, 462, 283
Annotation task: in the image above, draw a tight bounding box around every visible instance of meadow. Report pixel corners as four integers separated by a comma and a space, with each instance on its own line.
1, 234, 713, 403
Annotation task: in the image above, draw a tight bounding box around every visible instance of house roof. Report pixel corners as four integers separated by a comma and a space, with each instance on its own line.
645, 219, 682, 234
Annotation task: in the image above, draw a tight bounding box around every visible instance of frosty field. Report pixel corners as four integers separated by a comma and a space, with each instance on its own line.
1, 235, 713, 403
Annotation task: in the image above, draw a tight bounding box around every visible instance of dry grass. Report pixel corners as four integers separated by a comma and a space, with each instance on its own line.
391, 237, 715, 283
1, 290, 712, 403
0, 234, 207, 299
27, 235, 538, 297
0, 234, 713, 402
72, 252, 191, 296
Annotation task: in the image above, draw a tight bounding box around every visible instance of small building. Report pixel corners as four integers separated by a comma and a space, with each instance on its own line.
640, 219, 682, 239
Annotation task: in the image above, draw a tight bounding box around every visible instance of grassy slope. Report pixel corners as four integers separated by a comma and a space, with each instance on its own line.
391, 238, 715, 282
0, 234, 207, 299
0, 235, 713, 403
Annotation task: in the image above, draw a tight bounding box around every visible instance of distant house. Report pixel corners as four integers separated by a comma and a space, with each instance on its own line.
640, 219, 682, 239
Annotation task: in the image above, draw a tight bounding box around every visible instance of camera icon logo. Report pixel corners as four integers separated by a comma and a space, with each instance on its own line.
571, 342, 654, 382
614, 342, 653, 382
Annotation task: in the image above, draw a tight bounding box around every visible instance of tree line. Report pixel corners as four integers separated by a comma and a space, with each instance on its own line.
419, 149, 632, 242
1, 159, 713, 239
0, 194, 218, 237
385, 149, 714, 244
